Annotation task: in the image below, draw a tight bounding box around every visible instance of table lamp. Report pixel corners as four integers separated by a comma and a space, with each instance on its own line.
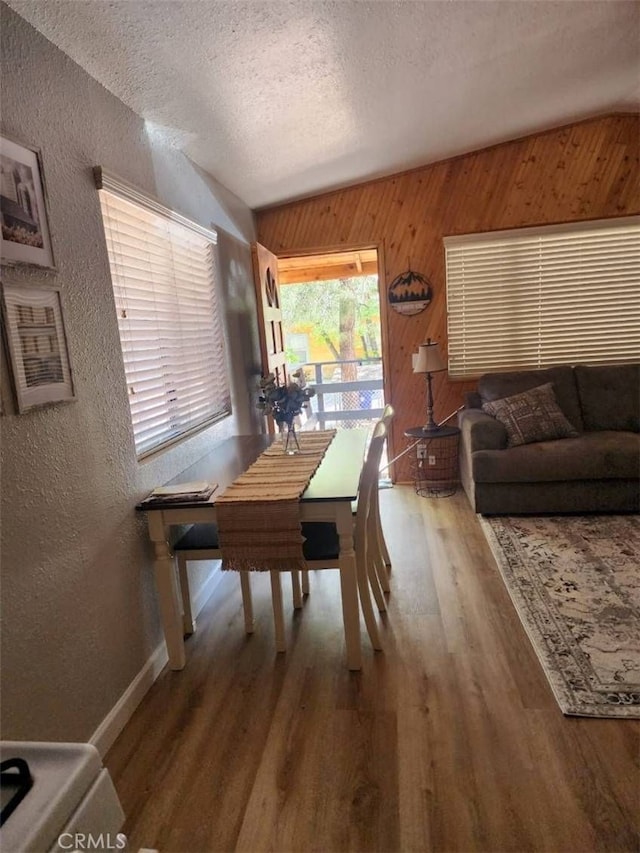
412, 339, 446, 432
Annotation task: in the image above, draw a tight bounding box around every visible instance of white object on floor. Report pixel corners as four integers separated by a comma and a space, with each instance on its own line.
0, 741, 125, 853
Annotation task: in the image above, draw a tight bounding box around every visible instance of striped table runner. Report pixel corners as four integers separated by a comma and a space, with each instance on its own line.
216, 430, 337, 572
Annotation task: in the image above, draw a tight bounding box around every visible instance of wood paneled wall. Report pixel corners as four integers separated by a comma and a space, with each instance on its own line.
256, 114, 640, 481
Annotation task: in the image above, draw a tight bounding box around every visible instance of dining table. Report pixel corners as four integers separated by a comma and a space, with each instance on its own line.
136, 428, 370, 671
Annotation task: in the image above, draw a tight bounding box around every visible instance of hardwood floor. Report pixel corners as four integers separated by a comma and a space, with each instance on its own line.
105, 487, 639, 853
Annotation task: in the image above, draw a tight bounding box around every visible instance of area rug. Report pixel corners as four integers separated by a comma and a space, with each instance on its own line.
479, 514, 640, 718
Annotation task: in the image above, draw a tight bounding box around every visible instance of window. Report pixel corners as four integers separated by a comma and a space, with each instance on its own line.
444, 216, 640, 379
97, 170, 231, 458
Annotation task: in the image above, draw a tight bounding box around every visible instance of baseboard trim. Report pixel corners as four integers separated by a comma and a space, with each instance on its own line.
90, 563, 222, 758
90, 641, 168, 758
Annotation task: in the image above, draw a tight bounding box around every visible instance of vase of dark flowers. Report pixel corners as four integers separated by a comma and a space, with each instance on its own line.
257, 369, 316, 453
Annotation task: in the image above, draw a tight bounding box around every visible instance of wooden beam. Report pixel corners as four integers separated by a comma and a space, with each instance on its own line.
277, 249, 378, 284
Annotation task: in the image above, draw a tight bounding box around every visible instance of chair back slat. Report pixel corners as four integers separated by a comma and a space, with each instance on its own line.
354, 421, 387, 548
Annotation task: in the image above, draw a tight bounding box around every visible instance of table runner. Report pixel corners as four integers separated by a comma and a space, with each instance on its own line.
216, 430, 337, 572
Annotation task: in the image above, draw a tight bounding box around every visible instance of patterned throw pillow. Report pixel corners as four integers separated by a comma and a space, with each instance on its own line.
482, 383, 579, 447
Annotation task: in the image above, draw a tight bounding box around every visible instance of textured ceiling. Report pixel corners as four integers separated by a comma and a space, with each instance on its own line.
6, 0, 640, 209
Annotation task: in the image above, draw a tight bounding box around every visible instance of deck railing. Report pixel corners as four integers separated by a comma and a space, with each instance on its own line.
298, 357, 384, 430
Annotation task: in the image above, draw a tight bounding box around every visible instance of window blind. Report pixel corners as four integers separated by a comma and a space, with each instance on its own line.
98, 181, 230, 458
444, 216, 640, 379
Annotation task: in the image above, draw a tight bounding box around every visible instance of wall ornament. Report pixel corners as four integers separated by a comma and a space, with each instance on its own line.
1, 283, 75, 412
388, 269, 432, 315
1, 136, 55, 270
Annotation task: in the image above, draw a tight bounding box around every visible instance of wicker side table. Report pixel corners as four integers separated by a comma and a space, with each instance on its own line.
405, 426, 460, 497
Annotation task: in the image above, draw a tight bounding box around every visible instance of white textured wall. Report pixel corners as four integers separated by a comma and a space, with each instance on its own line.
0, 5, 261, 742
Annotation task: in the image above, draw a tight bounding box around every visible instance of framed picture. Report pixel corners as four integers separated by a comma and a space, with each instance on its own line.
1, 283, 75, 412
1, 136, 55, 269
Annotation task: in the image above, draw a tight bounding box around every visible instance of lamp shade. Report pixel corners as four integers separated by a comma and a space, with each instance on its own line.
413, 340, 446, 374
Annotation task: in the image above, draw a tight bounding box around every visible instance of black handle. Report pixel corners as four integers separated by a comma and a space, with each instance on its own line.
0, 757, 34, 827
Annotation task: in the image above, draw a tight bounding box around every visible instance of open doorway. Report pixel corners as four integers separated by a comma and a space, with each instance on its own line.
277, 248, 387, 436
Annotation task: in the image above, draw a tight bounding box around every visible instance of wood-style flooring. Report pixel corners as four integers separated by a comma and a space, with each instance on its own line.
105, 487, 639, 853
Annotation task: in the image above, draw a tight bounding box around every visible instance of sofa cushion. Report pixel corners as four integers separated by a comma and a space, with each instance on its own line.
574, 363, 640, 432
478, 365, 583, 430
472, 431, 640, 484
482, 383, 579, 447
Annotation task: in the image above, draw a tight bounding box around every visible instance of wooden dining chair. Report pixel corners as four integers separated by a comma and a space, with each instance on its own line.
370, 404, 394, 594
300, 406, 394, 610
295, 420, 388, 648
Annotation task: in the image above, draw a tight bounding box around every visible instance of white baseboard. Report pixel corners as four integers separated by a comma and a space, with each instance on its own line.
90, 641, 168, 758
90, 563, 222, 758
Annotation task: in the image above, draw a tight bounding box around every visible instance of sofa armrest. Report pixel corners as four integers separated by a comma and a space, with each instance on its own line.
458, 408, 507, 451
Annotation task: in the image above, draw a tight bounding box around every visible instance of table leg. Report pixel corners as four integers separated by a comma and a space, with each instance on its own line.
239, 572, 255, 634
269, 570, 286, 652
336, 503, 362, 671
148, 517, 186, 671
177, 555, 196, 635
291, 570, 303, 609
301, 569, 310, 596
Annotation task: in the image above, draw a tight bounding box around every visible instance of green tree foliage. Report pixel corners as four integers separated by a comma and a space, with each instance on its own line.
280, 275, 380, 365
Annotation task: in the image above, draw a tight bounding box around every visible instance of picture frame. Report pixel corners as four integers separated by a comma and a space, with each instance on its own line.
1, 135, 55, 269
1, 283, 75, 412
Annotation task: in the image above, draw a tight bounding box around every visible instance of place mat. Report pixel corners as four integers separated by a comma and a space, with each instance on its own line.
216, 430, 336, 572
139, 481, 217, 507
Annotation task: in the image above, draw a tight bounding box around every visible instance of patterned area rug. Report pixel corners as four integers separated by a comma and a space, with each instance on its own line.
480, 515, 640, 718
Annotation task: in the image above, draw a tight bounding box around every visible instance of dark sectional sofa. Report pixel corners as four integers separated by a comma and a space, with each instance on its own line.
458, 363, 640, 514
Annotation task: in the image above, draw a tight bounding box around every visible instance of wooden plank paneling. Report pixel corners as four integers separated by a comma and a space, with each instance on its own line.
256, 114, 640, 481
